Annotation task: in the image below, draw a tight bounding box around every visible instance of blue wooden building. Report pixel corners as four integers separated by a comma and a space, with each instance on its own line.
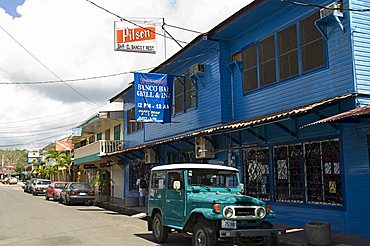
107, 0, 370, 237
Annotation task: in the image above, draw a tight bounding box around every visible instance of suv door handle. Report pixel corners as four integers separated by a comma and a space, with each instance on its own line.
166, 199, 171, 203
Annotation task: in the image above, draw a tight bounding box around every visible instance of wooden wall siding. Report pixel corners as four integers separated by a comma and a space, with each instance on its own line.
272, 205, 346, 232
228, 3, 354, 121
144, 51, 223, 142
219, 40, 233, 122
351, 0, 370, 94
123, 109, 144, 148
341, 122, 370, 236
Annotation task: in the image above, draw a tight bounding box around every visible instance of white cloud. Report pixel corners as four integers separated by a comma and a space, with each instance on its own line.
0, 0, 251, 149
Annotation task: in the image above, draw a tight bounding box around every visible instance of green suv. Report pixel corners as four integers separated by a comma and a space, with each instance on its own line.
147, 164, 278, 246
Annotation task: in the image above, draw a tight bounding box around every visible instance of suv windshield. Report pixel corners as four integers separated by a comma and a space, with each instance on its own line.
188, 169, 238, 188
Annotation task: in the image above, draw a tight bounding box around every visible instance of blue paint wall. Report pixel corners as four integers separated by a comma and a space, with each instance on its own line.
351, 0, 370, 94
227, 0, 355, 121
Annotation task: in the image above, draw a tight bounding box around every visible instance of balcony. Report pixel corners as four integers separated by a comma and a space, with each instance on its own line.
74, 140, 124, 160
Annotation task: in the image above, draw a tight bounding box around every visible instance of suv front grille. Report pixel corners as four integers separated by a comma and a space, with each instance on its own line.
234, 207, 255, 216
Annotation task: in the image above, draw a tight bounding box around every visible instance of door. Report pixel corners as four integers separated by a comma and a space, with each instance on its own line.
164, 170, 185, 227
105, 129, 110, 140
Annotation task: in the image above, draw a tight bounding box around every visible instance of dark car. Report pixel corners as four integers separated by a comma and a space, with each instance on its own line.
45, 182, 69, 201
59, 182, 95, 205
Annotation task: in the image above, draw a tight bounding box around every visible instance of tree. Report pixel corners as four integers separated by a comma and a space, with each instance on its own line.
44, 165, 57, 180
58, 152, 74, 181
0, 149, 27, 172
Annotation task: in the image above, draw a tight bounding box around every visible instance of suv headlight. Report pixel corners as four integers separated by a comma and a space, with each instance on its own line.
223, 207, 234, 219
255, 207, 266, 219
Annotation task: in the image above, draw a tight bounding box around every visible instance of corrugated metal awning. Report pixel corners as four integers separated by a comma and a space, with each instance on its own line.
302, 103, 370, 128
103, 94, 354, 157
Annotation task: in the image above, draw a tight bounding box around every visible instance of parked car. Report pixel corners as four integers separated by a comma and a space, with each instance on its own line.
8, 177, 18, 185
147, 164, 278, 246
24, 178, 36, 193
45, 182, 69, 201
32, 179, 51, 196
2, 177, 10, 184
59, 182, 95, 205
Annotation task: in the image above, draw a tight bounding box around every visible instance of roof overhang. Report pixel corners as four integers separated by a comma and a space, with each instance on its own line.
303, 103, 370, 128
103, 94, 354, 157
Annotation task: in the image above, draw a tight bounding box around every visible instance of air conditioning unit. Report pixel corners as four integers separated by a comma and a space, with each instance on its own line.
320, 2, 343, 18
190, 64, 204, 75
195, 136, 215, 159
145, 148, 156, 164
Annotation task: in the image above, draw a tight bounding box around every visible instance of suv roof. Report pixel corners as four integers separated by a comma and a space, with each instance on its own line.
152, 164, 238, 172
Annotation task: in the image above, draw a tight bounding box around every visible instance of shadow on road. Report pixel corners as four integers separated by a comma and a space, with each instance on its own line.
135, 233, 192, 246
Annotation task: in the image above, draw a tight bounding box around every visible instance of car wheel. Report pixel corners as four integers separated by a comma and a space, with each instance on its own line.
53, 195, 58, 201
192, 222, 217, 246
65, 196, 70, 205
152, 213, 169, 243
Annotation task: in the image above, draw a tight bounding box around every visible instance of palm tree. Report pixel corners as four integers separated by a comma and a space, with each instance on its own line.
58, 152, 74, 181
44, 166, 57, 180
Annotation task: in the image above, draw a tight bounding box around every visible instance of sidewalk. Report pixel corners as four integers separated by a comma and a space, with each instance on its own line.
98, 201, 370, 246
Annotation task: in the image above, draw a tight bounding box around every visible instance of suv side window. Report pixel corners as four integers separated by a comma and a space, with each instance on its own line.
168, 171, 184, 190
151, 171, 166, 189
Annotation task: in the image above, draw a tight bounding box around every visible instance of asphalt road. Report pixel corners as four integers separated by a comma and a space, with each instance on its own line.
0, 183, 191, 246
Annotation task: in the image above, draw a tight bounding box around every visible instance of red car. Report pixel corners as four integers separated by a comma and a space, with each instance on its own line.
45, 182, 69, 201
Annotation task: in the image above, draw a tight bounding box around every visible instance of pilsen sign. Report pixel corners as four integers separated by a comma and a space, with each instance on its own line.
114, 21, 156, 54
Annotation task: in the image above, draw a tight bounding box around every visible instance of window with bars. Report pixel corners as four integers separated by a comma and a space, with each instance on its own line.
129, 162, 153, 191
243, 148, 270, 201
126, 108, 143, 134
274, 145, 304, 203
273, 139, 342, 205
240, 12, 325, 93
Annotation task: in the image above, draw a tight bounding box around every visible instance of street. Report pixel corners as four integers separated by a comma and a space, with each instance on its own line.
0, 184, 191, 246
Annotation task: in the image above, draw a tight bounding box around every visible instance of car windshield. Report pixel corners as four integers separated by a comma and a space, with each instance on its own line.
54, 183, 66, 188
70, 183, 91, 190
37, 180, 51, 185
188, 169, 239, 188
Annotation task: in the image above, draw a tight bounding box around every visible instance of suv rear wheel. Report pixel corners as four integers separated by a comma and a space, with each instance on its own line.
152, 213, 169, 243
192, 222, 217, 246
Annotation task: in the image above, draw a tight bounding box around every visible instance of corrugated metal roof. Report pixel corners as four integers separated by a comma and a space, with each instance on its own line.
302, 103, 370, 128
103, 94, 354, 157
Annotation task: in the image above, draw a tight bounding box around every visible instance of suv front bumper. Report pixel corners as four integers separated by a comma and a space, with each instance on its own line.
219, 228, 279, 238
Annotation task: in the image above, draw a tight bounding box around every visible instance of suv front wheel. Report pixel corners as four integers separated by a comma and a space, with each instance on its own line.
152, 213, 169, 243
192, 222, 217, 246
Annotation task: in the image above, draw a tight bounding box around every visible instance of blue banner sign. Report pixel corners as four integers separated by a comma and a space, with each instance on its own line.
134, 72, 174, 123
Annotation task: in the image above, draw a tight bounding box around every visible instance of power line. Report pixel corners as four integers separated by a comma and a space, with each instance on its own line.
0, 106, 100, 125
164, 23, 202, 34
85, 0, 191, 45
281, 0, 370, 11
0, 132, 70, 148
0, 24, 101, 106
0, 129, 68, 139
0, 52, 209, 85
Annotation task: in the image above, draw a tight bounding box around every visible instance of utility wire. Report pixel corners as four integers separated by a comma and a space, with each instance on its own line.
164, 23, 202, 34
0, 106, 100, 125
85, 0, 190, 45
281, 0, 370, 11
0, 132, 70, 148
0, 24, 101, 106
0, 52, 209, 85
0, 129, 68, 139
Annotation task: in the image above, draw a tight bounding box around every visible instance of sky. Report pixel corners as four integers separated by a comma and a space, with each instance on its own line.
0, 0, 251, 150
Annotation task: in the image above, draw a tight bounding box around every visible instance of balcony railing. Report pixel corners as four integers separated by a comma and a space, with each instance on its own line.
75, 140, 124, 159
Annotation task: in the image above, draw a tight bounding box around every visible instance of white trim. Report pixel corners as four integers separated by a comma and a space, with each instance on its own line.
151, 163, 238, 172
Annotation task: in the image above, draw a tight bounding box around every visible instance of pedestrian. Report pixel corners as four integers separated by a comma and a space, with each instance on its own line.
136, 173, 148, 207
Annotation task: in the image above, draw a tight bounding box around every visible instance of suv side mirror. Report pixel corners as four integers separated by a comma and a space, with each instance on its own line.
240, 183, 245, 193
173, 181, 181, 190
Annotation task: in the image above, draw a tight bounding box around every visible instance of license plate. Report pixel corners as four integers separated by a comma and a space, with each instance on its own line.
79, 192, 87, 196
221, 220, 237, 229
